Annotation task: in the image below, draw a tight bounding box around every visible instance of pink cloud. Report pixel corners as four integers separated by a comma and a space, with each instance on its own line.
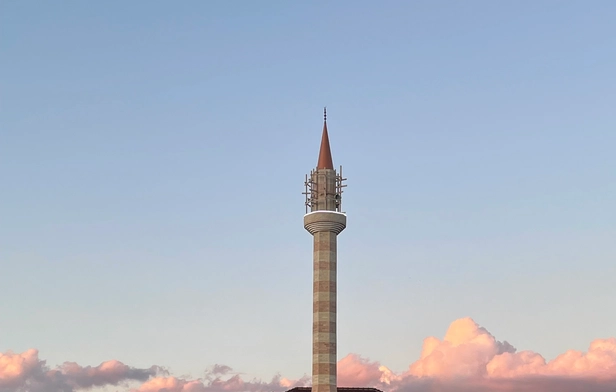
131, 364, 311, 392
133, 372, 309, 392
333, 317, 616, 392
408, 317, 516, 378
403, 317, 616, 382
2, 317, 615, 392
337, 354, 384, 387
0, 348, 157, 392
0, 349, 40, 389
52, 359, 160, 388
135, 376, 208, 392
388, 376, 616, 392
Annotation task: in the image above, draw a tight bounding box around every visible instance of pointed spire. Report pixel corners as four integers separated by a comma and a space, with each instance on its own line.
317, 107, 334, 169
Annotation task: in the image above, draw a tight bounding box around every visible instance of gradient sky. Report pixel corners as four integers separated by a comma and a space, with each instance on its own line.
1, 0, 615, 387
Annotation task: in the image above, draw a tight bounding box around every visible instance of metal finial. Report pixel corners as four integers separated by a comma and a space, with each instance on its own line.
324, 107, 327, 122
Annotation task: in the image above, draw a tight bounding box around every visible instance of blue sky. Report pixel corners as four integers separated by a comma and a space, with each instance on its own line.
1, 0, 615, 386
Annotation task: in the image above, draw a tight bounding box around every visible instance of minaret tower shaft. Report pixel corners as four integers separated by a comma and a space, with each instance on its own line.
303, 108, 347, 392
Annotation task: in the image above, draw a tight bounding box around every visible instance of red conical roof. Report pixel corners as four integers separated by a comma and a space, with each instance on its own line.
317, 120, 334, 169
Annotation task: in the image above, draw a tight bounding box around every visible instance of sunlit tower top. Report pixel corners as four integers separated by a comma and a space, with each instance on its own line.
303, 108, 347, 213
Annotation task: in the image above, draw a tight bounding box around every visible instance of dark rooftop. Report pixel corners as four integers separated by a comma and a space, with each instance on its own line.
286, 388, 383, 392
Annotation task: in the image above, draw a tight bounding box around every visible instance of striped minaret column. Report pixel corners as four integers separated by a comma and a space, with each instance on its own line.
303, 109, 346, 392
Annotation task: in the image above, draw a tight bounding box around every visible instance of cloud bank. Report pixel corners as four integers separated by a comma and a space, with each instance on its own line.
0, 349, 158, 392
2, 318, 615, 392
340, 317, 616, 392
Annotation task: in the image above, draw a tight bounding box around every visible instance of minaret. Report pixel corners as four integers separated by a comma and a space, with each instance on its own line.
303, 108, 346, 392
